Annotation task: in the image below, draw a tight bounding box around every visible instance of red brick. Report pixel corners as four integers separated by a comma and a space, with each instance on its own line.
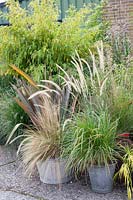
104, 0, 133, 44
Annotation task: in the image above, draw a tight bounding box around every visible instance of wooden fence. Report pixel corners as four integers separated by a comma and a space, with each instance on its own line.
0, 0, 101, 25
58, 0, 101, 19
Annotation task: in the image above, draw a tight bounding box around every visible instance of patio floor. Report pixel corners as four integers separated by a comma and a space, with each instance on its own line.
0, 146, 127, 200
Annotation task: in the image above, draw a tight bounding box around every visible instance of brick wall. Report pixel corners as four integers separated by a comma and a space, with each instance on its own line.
104, 0, 133, 47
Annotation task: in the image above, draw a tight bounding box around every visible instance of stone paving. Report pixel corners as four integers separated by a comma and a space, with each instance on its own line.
0, 146, 127, 200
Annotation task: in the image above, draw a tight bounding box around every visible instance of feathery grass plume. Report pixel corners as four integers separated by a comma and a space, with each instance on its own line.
7, 84, 62, 175
58, 42, 133, 133
7, 72, 75, 175
58, 42, 113, 108
18, 96, 62, 175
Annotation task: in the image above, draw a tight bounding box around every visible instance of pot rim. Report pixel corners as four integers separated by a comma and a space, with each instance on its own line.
89, 163, 116, 169
37, 157, 68, 163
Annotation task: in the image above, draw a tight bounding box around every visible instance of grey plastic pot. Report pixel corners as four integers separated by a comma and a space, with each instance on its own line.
88, 163, 116, 193
37, 158, 72, 184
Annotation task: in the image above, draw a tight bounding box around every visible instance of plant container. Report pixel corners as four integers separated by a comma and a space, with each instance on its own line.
37, 158, 71, 184
88, 163, 116, 193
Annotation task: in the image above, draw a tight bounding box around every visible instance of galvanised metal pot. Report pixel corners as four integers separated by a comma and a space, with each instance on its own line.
37, 158, 72, 184
88, 163, 116, 193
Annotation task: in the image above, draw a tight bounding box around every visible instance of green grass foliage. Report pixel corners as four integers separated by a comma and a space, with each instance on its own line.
0, 91, 29, 145
62, 106, 119, 172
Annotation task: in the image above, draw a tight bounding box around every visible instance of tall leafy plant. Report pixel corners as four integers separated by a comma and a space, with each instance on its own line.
0, 0, 107, 81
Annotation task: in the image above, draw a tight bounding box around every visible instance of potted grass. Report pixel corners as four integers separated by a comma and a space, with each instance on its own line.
20, 95, 72, 184
62, 105, 119, 193
7, 66, 73, 184
59, 42, 132, 194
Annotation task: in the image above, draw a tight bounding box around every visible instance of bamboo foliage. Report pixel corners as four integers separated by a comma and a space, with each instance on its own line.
0, 0, 105, 80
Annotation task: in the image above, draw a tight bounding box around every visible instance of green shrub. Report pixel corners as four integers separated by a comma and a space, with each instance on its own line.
0, 0, 107, 81
110, 33, 131, 66
0, 75, 14, 93
107, 66, 133, 133
0, 92, 29, 145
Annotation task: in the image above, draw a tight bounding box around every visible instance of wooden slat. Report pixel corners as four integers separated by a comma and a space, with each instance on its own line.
60, 0, 69, 19
69, 0, 76, 7
76, 0, 84, 10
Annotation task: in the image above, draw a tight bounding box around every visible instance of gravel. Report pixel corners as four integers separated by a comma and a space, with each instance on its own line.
0, 146, 127, 200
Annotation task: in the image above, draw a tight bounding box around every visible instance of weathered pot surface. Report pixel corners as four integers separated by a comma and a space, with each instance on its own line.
37, 158, 72, 184
88, 163, 116, 194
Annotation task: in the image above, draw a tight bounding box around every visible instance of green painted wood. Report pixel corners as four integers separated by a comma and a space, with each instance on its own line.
0, 0, 101, 25
69, 0, 76, 6
60, 0, 69, 19
76, 0, 84, 10
0, 3, 8, 25
20, 0, 28, 9
60, 0, 101, 19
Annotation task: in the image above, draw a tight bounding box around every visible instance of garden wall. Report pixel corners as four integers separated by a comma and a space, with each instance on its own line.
104, 0, 133, 47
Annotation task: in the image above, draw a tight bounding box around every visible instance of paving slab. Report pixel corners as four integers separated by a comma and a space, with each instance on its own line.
0, 146, 127, 200
0, 191, 36, 200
